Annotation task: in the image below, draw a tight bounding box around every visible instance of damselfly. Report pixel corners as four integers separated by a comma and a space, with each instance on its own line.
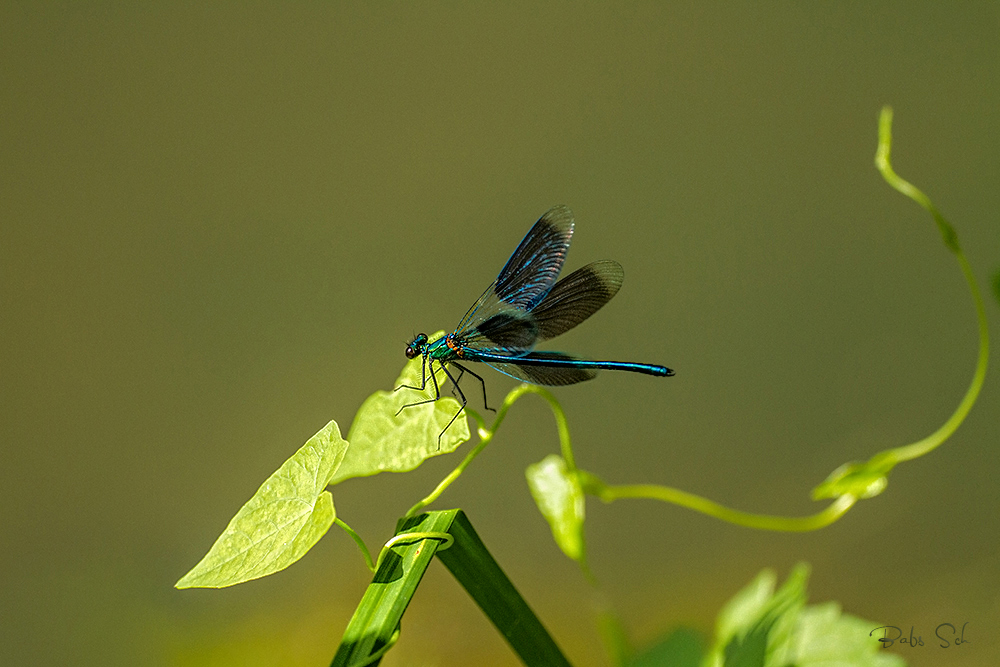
398, 205, 673, 439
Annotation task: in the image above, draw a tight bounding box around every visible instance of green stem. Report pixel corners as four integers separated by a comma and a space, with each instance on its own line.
591, 479, 856, 532
404, 409, 493, 518
873, 106, 990, 464
335, 518, 375, 573
579, 108, 990, 533
404, 384, 576, 517
525, 386, 577, 470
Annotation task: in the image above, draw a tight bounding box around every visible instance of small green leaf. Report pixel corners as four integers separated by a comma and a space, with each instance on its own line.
332, 332, 471, 483
176, 420, 348, 588
525, 455, 585, 563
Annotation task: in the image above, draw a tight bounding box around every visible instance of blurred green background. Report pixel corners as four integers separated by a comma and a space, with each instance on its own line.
2, 3, 997, 666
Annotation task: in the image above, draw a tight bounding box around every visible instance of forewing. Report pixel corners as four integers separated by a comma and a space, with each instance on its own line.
492, 205, 574, 311
450, 205, 574, 353
530, 260, 624, 341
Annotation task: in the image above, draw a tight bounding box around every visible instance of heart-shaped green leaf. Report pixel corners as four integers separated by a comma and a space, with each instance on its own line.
176, 420, 348, 588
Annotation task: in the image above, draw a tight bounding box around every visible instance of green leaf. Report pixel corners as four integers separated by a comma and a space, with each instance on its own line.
703, 566, 797, 667
525, 455, 586, 563
702, 564, 907, 667
332, 332, 471, 483
175, 420, 348, 588
792, 602, 907, 667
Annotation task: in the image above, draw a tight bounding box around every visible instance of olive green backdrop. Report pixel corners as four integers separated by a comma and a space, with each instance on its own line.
1, 3, 997, 666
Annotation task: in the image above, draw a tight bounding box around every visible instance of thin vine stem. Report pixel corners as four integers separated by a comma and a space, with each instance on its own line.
576, 106, 988, 532
587, 478, 857, 532
872, 105, 990, 465
404, 384, 577, 517
335, 517, 375, 573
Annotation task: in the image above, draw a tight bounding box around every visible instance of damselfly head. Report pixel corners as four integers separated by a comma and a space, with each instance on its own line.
405, 333, 429, 359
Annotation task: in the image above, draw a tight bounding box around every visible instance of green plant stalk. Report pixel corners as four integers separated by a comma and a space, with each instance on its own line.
435, 510, 572, 667
331, 510, 569, 667
330, 513, 453, 667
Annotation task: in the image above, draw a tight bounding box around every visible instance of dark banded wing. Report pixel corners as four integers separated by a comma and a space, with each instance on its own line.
492, 205, 574, 311
451, 205, 574, 354
484, 351, 598, 386
529, 260, 624, 341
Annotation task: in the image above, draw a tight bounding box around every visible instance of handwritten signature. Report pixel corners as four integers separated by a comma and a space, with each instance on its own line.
870, 623, 970, 649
